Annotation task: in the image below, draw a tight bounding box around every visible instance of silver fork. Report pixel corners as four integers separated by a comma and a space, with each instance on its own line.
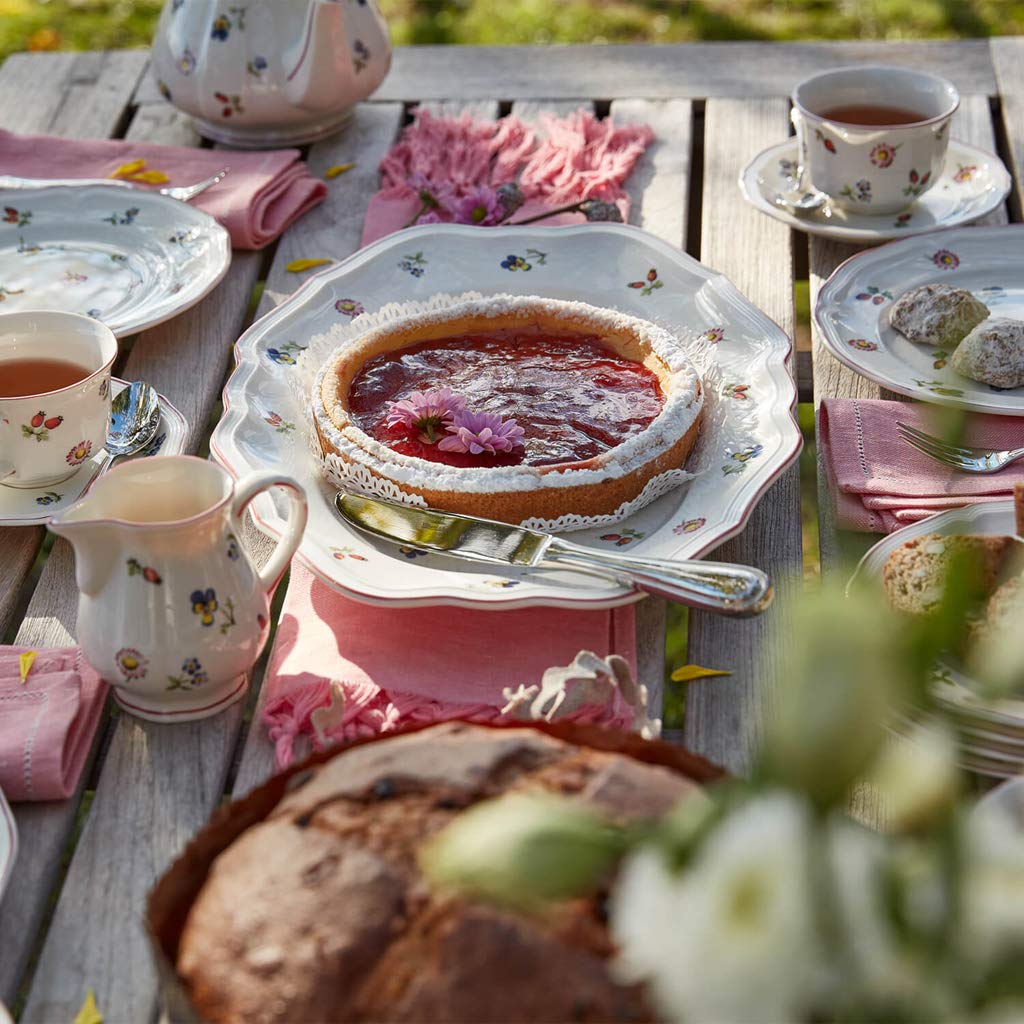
896, 420, 1024, 474
0, 167, 229, 202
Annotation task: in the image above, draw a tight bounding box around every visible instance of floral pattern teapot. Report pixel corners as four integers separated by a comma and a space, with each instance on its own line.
150, 0, 391, 147
49, 456, 307, 722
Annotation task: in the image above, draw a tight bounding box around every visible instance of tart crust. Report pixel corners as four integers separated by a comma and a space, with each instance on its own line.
313, 296, 704, 524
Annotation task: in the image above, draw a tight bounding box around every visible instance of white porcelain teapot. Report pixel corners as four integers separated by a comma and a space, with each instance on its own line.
150, 0, 391, 147
49, 456, 307, 722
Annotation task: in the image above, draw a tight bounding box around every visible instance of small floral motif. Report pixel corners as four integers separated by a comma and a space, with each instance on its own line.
246, 55, 268, 77
482, 578, 521, 588
226, 534, 240, 561
85, 308, 102, 319
21, 411, 63, 442
722, 444, 764, 475
110, 253, 128, 263
914, 378, 964, 397
61, 270, 87, 284
931, 249, 959, 270
17, 237, 41, 254
258, 613, 268, 630
722, 382, 751, 400
673, 517, 706, 536
703, 326, 725, 344
127, 557, 162, 584
934, 120, 949, 142
854, 286, 893, 305
352, 39, 370, 73
976, 285, 1006, 302
902, 168, 932, 198
102, 208, 139, 226
331, 546, 368, 561
115, 647, 148, 680
869, 142, 901, 168
501, 254, 531, 272
953, 164, 978, 184
335, 298, 365, 317
931, 349, 949, 370
628, 268, 662, 296
65, 440, 92, 465
893, 211, 913, 229
211, 13, 231, 39
3, 206, 31, 227
266, 340, 307, 366
398, 252, 427, 277
168, 228, 199, 245
264, 411, 295, 433
178, 47, 197, 75
166, 657, 208, 692
814, 129, 836, 154
215, 92, 244, 117
599, 528, 645, 547
0, 285, 24, 302
847, 338, 878, 352
398, 545, 429, 559
157, 80, 172, 101
190, 587, 219, 626
778, 158, 799, 178
141, 432, 166, 457
35, 491, 62, 506
839, 180, 872, 204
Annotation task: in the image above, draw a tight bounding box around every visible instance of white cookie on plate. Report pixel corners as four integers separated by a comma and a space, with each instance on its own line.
889, 283, 989, 347
951, 317, 1024, 389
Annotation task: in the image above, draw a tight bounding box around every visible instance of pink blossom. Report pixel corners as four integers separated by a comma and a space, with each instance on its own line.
386, 388, 467, 444
453, 186, 504, 226
438, 409, 526, 455
416, 209, 444, 225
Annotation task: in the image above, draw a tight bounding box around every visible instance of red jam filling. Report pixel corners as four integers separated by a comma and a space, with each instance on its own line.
347, 329, 666, 468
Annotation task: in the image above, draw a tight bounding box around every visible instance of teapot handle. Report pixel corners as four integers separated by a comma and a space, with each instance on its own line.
230, 471, 308, 592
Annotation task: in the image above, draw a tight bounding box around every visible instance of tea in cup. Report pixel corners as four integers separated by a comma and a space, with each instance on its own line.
0, 311, 117, 488
791, 65, 960, 214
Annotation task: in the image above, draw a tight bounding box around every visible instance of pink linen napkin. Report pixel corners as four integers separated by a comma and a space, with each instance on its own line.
819, 398, 1024, 533
262, 565, 637, 769
0, 646, 107, 802
361, 107, 653, 245
0, 130, 327, 250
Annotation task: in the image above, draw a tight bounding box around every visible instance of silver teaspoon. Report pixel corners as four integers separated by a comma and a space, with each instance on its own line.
106, 381, 161, 460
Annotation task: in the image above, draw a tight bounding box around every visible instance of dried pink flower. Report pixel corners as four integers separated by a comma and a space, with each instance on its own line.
438, 409, 526, 455
386, 388, 467, 444
454, 186, 505, 226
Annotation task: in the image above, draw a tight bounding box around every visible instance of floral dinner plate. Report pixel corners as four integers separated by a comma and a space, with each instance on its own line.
212, 223, 800, 609
740, 139, 1010, 244
0, 185, 231, 337
816, 225, 1024, 415
0, 379, 187, 526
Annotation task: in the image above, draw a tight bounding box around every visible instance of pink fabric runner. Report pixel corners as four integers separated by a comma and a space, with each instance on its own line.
0, 646, 107, 802
361, 107, 653, 245
819, 398, 1024, 533
263, 566, 636, 769
0, 130, 326, 250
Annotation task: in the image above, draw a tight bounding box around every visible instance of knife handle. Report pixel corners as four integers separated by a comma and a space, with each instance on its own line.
542, 538, 773, 617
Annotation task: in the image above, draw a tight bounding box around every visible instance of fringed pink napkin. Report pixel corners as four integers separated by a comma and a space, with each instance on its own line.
0, 646, 106, 802
819, 398, 1024, 532
262, 565, 639, 769
361, 107, 654, 245
0, 130, 327, 250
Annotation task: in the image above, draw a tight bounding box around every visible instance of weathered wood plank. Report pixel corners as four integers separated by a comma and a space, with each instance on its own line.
684, 98, 801, 774
992, 36, 1024, 212
15, 105, 264, 1021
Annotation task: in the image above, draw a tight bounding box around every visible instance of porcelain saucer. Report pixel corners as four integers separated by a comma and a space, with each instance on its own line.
0, 379, 187, 526
739, 139, 1011, 244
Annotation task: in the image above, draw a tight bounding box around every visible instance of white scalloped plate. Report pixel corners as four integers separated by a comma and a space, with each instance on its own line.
211, 224, 800, 609
0, 185, 231, 337
816, 225, 1024, 414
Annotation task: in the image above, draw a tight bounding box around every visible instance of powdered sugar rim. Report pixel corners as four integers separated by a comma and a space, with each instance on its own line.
309, 294, 704, 495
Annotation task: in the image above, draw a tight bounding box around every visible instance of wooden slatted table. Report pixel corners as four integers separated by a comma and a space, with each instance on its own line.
0, 38, 1021, 1022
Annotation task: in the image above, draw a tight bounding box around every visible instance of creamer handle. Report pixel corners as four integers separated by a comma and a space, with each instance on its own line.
230, 471, 308, 591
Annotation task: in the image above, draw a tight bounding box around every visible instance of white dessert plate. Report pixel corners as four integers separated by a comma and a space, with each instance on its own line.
212, 223, 800, 610
0, 785, 15, 905
816, 225, 1024, 415
740, 139, 1011, 244
0, 185, 231, 337
0, 379, 187, 526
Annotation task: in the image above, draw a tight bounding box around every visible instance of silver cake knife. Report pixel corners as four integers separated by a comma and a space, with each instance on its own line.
333, 491, 773, 617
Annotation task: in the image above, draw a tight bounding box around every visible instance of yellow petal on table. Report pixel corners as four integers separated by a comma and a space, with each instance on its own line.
128, 170, 170, 184
324, 163, 355, 179
670, 664, 731, 683
74, 989, 103, 1024
286, 258, 333, 272
19, 649, 37, 684
108, 159, 147, 179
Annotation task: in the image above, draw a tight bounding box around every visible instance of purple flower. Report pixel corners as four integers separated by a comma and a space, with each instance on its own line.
416, 209, 444, 225
454, 186, 504, 226
386, 388, 467, 444
438, 410, 526, 455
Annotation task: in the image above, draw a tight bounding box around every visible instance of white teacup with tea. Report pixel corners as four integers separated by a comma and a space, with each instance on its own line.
0, 311, 117, 488
791, 65, 960, 214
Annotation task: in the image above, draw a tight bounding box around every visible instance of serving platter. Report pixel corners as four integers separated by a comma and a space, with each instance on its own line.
0, 379, 187, 526
212, 223, 800, 609
816, 225, 1024, 415
0, 185, 231, 337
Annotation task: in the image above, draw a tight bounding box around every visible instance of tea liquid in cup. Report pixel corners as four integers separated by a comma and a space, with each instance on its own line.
791, 65, 960, 215
0, 311, 117, 488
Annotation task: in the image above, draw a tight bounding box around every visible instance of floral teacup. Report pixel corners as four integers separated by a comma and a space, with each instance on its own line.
0, 311, 116, 488
791, 65, 960, 215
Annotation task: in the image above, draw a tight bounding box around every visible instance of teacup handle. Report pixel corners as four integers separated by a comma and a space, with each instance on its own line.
230, 470, 309, 591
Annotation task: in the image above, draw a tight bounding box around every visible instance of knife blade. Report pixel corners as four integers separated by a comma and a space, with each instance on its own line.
334, 490, 773, 617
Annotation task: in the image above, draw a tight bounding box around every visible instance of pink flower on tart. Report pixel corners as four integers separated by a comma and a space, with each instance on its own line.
438, 410, 526, 455
386, 387, 467, 444
454, 186, 504, 226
